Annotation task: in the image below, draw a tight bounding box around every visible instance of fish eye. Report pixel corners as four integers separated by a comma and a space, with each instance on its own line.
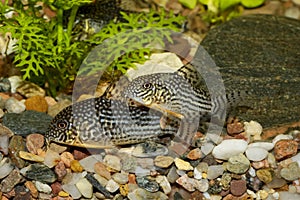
143, 83, 152, 89
56, 119, 68, 129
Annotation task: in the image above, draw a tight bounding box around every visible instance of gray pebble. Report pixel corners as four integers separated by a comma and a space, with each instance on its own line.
5, 97, 25, 113
136, 176, 159, 192
227, 153, 250, 174
128, 188, 168, 200
20, 163, 57, 183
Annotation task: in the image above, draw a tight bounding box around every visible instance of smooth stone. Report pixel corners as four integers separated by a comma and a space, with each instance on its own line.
48, 143, 67, 154
285, 7, 300, 19
70, 160, 84, 173
0, 124, 14, 155
245, 147, 268, 161
60, 152, 74, 168
195, 179, 209, 192
35, 181, 52, 194
187, 148, 202, 160
0, 169, 23, 193
133, 166, 151, 177
154, 156, 174, 168
136, 157, 154, 170
230, 179, 247, 196
86, 173, 111, 198
54, 161, 67, 181
226, 154, 250, 174
274, 139, 298, 160
267, 176, 287, 189
112, 172, 129, 184
16, 81, 45, 98
94, 161, 111, 180
0, 77, 11, 92
247, 142, 274, 151
0, 158, 14, 179
103, 154, 121, 171
174, 158, 193, 171
201, 142, 215, 155
43, 149, 60, 168
212, 139, 248, 160
94, 174, 108, 186
0, 108, 4, 118
8, 135, 26, 168
220, 173, 232, 190
75, 178, 93, 199
105, 179, 120, 193
5, 97, 25, 113
156, 175, 171, 194
79, 154, 102, 172
280, 162, 300, 181
194, 167, 202, 180
176, 174, 197, 192
24, 95, 48, 112
279, 191, 300, 199
127, 188, 168, 200
63, 172, 85, 185
207, 165, 224, 180
244, 121, 263, 136
167, 166, 179, 184
256, 168, 273, 184
26, 133, 44, 154
20, 163, 57, 183
19, 151, 44, 162
136, 176, 159, 192
272, 134, 293, 144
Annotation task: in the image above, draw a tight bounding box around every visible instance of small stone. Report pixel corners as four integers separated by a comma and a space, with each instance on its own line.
156, 175, 171, 194
285, 7, 300, 19
194, 167, 202, 180
0, 124, 14, 155
207, 165, 224, 180
134, 166, 151, 177
226, 153, 250, 174
256, 168, 273, 184
0, 108, 4, 118
26, 133, 44, 154
70, 160, 83, 172
274, 139, 298, 160
201, 142, 215, 155
154, 156, 174, 168
227, 118, 244, 135
5, 97, 26, 113
230, 179, 247, 196
55, 161, 67, 181
94, 174, 108, 186
58, 191, 69, 197
75, 178, 93, 199
86, 173, 111, 198
25, 181, 38, 198
0, 169, 23, 193
106, 179, 120, 193
16, 81, 45, 97
195, 179, 209, 192
167, 166, 179, 184
174, 158, 193, 171
132, 142, 169, 157
62, 184, 82, 199
128, 174, 136, 184
112, 172, 129, 184
212, 139, 248, 160
176, 174, 198, 192
279, 191, 300, 199
35, 181, 52, 194
0, 158, 14, 179
19, 151, 44, 162
136, 157, 154, 169
103, 154, 121, 171
120, 184, 129, 196
248, 142, 274, 151
267, 176, 287, 189
25, 95, 48, 112
127, 188, 168, 200
8, 135, 26, 168
187, 148, 202, 160
251, 159, 269, 169
51, 182, 62, 195
60, 152, 74, 168
136, 176, 159, 192
245, 147, 268, 161
94, 162, 111, 180
244, 121, 263, 136
44, 149, 61, 168
220, 173, 232, 190
48, 143, 68, 154
20, 163, 57, 183
272, 134, 293, 144
79, 154, 102, 172
280, 162, 300, 181
293, 0, 300, 6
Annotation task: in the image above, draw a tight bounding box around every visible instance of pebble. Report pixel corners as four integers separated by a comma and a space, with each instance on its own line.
20, 163, 57, 183
136, 157, 154, 169
0, 108, 4, 118
207, 165, 224, 180
60, 152, 74, 168
19, 151, 44, 162
5, 97, 26, 113
25, 181, 38, 198
62, 184, 82, 199
50, 182, 61, 195
132, 142, 168, 157
44, 149, 61, 168
280, 162, 300, 181
244, 121, 263, 136
112, 172, 129, 184
48, 143, 67, 154
35, 181, 52, 194
267, 176, 287, 189
105, 179, 120, 193
226, 153, 250, 174
248, 142, 274, 151
26, 134, 44, 154
0, 124, 14, 155
79, 154, 102, 172
0, 77, 11, 92
156, 175, 171, 194
24, 95, 48, 112
127, 188, 168, 200
227, 118, 244, 135
245, 147, 268, 161
75, 178, 93, 199
0, 170, 22, 193
187, 148, 202, 160
2, 110, 52, 135
55, 161, 67, 180
94, 174, 108, 186
194, 167, 202, 180
256, 168, 273, 184
103, 154, 121, 171
293, 0, 300, 5
195, 179, 209, 192
167, 166, 179, 184
174, 158, 193, 171
176, 174, 197, 192
230, 179, 247, 196
272, 134, 293, 144
70, 160, 84, 172
8, 135, 26, 168
279, 191, 300, 199
154, 155, 174, 168
0, 158, 14, 179
285, 7, 300, 19
136, 176, 159, 192
212, 139, 248, 160
201, 142, 215, 155
94, 162, 111, 180
274, 139, 298, 160
16, 81, 45, 98
220, 173, 232, 190
86, 173, 112, 198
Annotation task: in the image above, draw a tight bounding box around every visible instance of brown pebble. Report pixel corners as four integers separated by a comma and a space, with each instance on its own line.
187, 148, 202, 160
55, 161, 67, 180
154, 156, 174, 168
24, 95, 48, 112
60, 152, 74, 168
230, 179, 247, 196
0, 93, 10, 100
94, 162, 111, 180
227, 118, 244, 135
190, 190, 204, 200
73, 149, 90, 160
274, 139, 298, 160
252, 159, 269, 169
70, 160, 83, 172
24, 181, 38, 198
128, 174, 136, 184
26, 134, 44, 154
51, 182, 62, 196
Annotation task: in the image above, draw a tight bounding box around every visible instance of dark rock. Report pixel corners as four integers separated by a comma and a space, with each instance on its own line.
0, 78, 11, 92
2, 110, 52, 136
20, 164, 57, 183
85, 173, 112, 198
136, 176, 159, 192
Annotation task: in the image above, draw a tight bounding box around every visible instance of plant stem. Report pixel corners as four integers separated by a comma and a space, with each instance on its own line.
57, 8, 63, 53
67, 5, 79, 39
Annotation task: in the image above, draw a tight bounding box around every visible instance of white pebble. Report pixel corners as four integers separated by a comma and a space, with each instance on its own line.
201, 142, 215, 155
0, 135, 10, 155
79, 154, 102, 172
246, 147, 268, 161
194, 167, 202, 180
43, 149, 60, 168
103, 155, 121, 171
212, 139, 248, 160
285, 7, 300, 19
156, 175, 171, 194
105, 179, 119, 193
272, 134, 293, 144
248, 142, 274, 151
248, 167, 256, 177
5, 97, 25, 113
279, 191, 300, 199
0, 158, 14, 179
35, 181, 52, 194
244, 121, 263, 136
62, 184, 82, 199
75, 178, 93, 199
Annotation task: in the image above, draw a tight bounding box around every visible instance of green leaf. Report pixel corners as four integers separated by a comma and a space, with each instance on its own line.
241, 0, 264, 8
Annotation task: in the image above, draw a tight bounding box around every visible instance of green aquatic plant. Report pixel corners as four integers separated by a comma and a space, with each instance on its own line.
0, 0, 185, 96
